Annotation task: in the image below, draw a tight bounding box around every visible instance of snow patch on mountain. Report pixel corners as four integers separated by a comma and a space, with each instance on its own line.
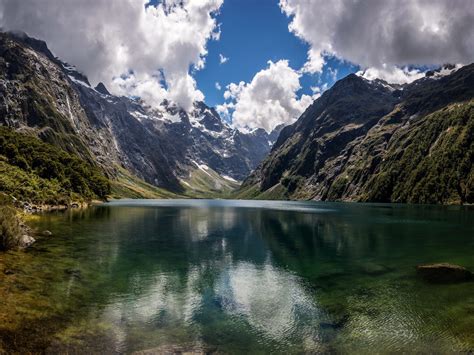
67, 75, 91, 88
426, 64, 463, 79
222, 175, 239, 183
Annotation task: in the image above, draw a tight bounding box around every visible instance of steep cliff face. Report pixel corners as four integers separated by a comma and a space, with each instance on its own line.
0, 32, 278, 194
241, 64, 474, 204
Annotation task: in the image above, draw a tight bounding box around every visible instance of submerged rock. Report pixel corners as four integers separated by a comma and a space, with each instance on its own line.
320, 314, 350, 330
133, 344, 217, 355
41, 230, 53, 236
360, 262, 394, 276
416, 263, 473, 283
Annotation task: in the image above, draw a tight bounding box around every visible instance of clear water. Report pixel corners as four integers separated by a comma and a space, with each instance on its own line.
2, 200, 474, 353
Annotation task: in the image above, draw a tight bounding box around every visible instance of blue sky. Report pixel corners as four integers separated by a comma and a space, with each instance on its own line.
194, 0, 357, 108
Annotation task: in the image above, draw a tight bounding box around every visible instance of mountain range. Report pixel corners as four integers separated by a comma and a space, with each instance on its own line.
1, 31, 473, 204
0, 31, 281, 199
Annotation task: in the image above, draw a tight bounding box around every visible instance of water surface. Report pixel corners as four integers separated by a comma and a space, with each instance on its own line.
1, 200, 474, 353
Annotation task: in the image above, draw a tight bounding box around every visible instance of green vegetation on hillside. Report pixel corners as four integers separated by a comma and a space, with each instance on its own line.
0, 127, 110, 204
366, 101, 474, 204
242, 100, 474, 205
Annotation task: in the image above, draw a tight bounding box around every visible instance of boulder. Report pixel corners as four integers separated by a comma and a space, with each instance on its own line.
416, 263, 473, 283
41, 230, 53, 236
18, 234, 35, 248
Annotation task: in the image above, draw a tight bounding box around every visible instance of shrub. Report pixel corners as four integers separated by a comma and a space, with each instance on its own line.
0, 195, 22, 250
0, 127, 110, 202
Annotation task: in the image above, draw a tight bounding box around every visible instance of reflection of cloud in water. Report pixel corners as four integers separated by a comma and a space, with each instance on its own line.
99, 258, 323, 351
215, 261, 322, 346
176, 208, 238, 242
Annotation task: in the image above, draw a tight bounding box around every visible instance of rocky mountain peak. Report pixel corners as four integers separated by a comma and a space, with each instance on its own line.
8, 31, 56, 62
94, 82, 111, 96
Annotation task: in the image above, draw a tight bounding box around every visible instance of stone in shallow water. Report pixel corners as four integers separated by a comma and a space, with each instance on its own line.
19, 234, 35, 248
416, 263, 473, 283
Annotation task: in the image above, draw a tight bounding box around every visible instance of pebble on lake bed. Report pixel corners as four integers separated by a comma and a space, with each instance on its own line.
416, 263, 473, 283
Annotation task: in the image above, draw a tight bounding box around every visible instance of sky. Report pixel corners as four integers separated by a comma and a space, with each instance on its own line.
193, 0, 354, 106
0, 0, 473, 132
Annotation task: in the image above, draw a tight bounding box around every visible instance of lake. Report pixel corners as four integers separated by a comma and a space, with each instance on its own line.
1, 199, 474, 353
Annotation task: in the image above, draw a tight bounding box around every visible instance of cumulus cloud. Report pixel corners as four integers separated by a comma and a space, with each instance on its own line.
219, 53, 229, 64
0, 0, 223, 110
223, 60, 312, 133
280, 0, 474, 82
215, 82, 222, 90
357, 66, 425, 84
310, 83, 329, 100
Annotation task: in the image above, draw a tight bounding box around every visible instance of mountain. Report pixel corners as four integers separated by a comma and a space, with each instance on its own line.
239, 64, 474, 204
0, 31, 279, 198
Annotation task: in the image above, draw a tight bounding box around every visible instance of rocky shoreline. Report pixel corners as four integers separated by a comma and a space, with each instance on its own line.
1, 195, 95, 251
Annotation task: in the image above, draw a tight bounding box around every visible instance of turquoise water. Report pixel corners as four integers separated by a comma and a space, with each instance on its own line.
4, 200, 474, 353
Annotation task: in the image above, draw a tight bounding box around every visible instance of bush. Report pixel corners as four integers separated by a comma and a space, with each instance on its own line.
0, 127, 110, 202
0, 195, 22, 250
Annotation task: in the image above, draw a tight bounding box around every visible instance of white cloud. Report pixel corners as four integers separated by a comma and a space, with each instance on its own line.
216, 102, 234, 121
219, 53, 229, 64
0, 0, 223, 110
223, 60, 312, 133
301, 48, 325, 74
215, 81, 222, 90
280, 0, 474, 82
310, 83, 329, 100
357, 66, 425, 84
328, 67, 338, 82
